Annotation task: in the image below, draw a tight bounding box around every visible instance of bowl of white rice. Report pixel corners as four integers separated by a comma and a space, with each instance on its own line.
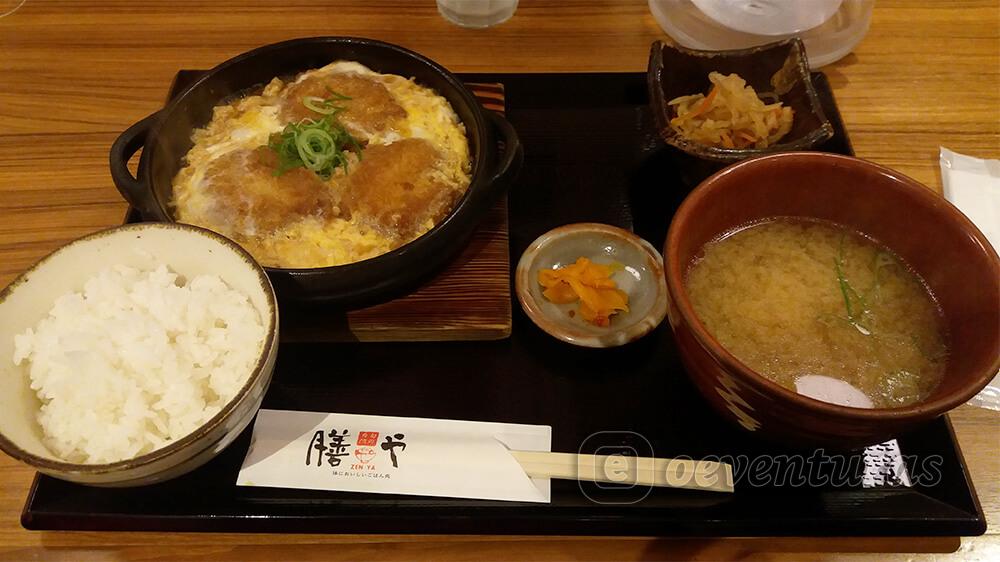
0, 222, 278, 486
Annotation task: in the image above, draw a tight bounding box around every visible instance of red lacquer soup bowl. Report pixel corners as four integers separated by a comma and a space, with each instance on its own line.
664, 152, 1000, 448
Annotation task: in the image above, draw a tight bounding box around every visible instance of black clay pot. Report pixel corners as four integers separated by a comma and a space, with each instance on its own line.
110, 37, 522, 305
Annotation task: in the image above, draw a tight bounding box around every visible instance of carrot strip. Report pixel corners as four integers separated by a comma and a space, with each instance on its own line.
542, 282, 578, 304
538, 257, 630, 327
685, 86, 718, 120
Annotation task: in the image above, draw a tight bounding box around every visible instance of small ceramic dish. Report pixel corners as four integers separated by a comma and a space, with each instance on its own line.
0, 223, 278, 486
647, 37, 834, 163
515, 223, 668, 348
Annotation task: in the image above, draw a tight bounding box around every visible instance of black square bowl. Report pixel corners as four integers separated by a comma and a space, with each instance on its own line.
647, 37, 834, 163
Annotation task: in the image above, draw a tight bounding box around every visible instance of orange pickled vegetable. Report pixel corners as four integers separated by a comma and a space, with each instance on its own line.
542, 282, 578, 304
538, 257, 629, 327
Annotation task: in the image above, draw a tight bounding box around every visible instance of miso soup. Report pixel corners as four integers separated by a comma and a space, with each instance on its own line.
685, 218, 947, 408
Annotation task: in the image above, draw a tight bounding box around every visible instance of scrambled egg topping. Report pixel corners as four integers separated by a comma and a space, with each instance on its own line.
172, 61, 472, 268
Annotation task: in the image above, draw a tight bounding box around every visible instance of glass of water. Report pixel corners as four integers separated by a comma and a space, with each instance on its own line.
437, 0, 519, 28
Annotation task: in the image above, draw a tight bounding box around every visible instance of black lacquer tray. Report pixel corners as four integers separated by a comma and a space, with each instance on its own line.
21, 72, 985, 536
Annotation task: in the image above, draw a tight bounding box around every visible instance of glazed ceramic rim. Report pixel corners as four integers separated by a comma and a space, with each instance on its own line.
0, 222, 278, 475
665, 151, 1000, 420
515, 222, 669, 348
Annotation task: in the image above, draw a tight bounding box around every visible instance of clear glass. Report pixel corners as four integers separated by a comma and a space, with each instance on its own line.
648, 0, 875, 68
437, 0, 518, 28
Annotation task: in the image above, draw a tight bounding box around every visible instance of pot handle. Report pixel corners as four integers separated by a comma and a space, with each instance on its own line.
109, 111, 163, 219
484, 110, 524, 193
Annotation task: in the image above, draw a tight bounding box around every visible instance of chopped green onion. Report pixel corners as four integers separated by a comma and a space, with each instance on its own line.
266, 114, 361, 180
295, 127, 335, 171
833, 235, 872, 335
302, 90, 352, 115
303, 96, 344, 115
834, 255, 856, 321
325, 87, 352, 100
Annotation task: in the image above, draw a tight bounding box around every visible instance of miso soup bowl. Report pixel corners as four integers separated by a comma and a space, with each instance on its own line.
664, 152, 1000, 448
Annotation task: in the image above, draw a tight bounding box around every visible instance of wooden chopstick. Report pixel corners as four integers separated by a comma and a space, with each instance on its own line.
511, 451, 734, 493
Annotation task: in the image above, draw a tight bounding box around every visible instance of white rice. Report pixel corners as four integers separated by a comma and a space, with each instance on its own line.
12, 264, 266, 464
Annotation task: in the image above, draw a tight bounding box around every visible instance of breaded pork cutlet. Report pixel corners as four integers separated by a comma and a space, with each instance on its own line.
342, 138, 463, 242
279, 72, 407, 139
197, 148, 335, 235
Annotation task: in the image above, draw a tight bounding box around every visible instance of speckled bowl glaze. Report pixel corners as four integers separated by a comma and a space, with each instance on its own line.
516, 223, 668, 348
0, 223, 278, 486
665, 152, 1000, 448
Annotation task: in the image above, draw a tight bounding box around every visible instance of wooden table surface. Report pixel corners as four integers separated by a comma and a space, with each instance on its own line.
1, 1, 998, 560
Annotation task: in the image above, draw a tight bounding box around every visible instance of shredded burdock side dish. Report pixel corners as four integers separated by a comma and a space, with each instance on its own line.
668, 71, 793, 149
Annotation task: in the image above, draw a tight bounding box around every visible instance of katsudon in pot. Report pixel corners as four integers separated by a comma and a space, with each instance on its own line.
171, 61, 473, 268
